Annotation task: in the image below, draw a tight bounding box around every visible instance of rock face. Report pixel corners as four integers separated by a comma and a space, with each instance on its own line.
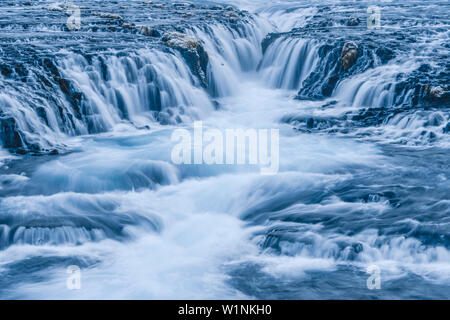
443, 122, 450, 133
421, 85, 449, 108
341, 41, 358, 70
162, 32, 209, 87
0, 117, 23, 149
163, 32, 200, 50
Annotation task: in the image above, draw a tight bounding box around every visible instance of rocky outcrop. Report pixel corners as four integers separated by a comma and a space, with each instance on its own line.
138, 25, 160, 37
421, 84, 449, 107
163, 32, 200, 50
162, 32, 209, 87
0, 117, 24, 150
341, 42, 358, 70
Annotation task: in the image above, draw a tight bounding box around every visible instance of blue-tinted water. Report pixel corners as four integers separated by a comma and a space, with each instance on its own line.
0, 0, 449, 299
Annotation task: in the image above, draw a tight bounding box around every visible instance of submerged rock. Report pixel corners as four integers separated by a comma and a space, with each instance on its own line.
0, 117, 24, 149
341, 41, 358, 70
443, 122, 450, 133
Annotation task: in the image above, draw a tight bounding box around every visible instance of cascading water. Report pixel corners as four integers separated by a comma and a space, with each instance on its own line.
59, 49, 214, 128
0, 0, 449, 299
259, 37, 319, 90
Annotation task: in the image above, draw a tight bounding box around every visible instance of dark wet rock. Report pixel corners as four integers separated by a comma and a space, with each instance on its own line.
341, 42, 359, 70
375, 47, 395, 64
173, 3, 191, 8
420, 84, 450, 107
121, 22, 134, 29
424, 113, 445, 127
138, 25, 160, 37
345, 242, 364, 260
162, 32, 209, 87
42, 58, 60, 78
347, 17, 361, 26
14, 64, 28, 78
443, 123, 450, 134
55, 78, 83, 119
0, 65, 12, 77
35, 107, 49, 126
352, 107, 403, 126
226, 11, 240, 22
0, 117, 24, 149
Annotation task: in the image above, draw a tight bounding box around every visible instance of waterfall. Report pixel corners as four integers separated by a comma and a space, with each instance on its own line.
259, 37, 319, 90
332, 60, 418, 108
0, 93, 74, 152
0, 0, 449, 300
0, 14, 274, 153
59, 49, 214, 129
189, 17, 272, 96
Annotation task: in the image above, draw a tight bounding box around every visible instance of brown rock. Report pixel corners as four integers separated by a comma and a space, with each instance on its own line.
341, 41, 358, 70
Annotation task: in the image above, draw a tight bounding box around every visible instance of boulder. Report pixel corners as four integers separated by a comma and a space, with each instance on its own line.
0, 117, 24, 149
347, 17, 361, 26
139, 25, 159, 37
341, 41, 358, 70
443, 122, 450, 134
163, 32, 200, 50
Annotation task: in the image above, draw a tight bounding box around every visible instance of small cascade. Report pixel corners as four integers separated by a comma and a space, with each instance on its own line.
190, 17, 272, 96
0, 191, 162, 249
259, 37, 319, 90
376, 110, 449, 146
0, 93, 76, 152
0, 225, 107, 249
59, 49, 214, 129
333, 61, 418, 109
